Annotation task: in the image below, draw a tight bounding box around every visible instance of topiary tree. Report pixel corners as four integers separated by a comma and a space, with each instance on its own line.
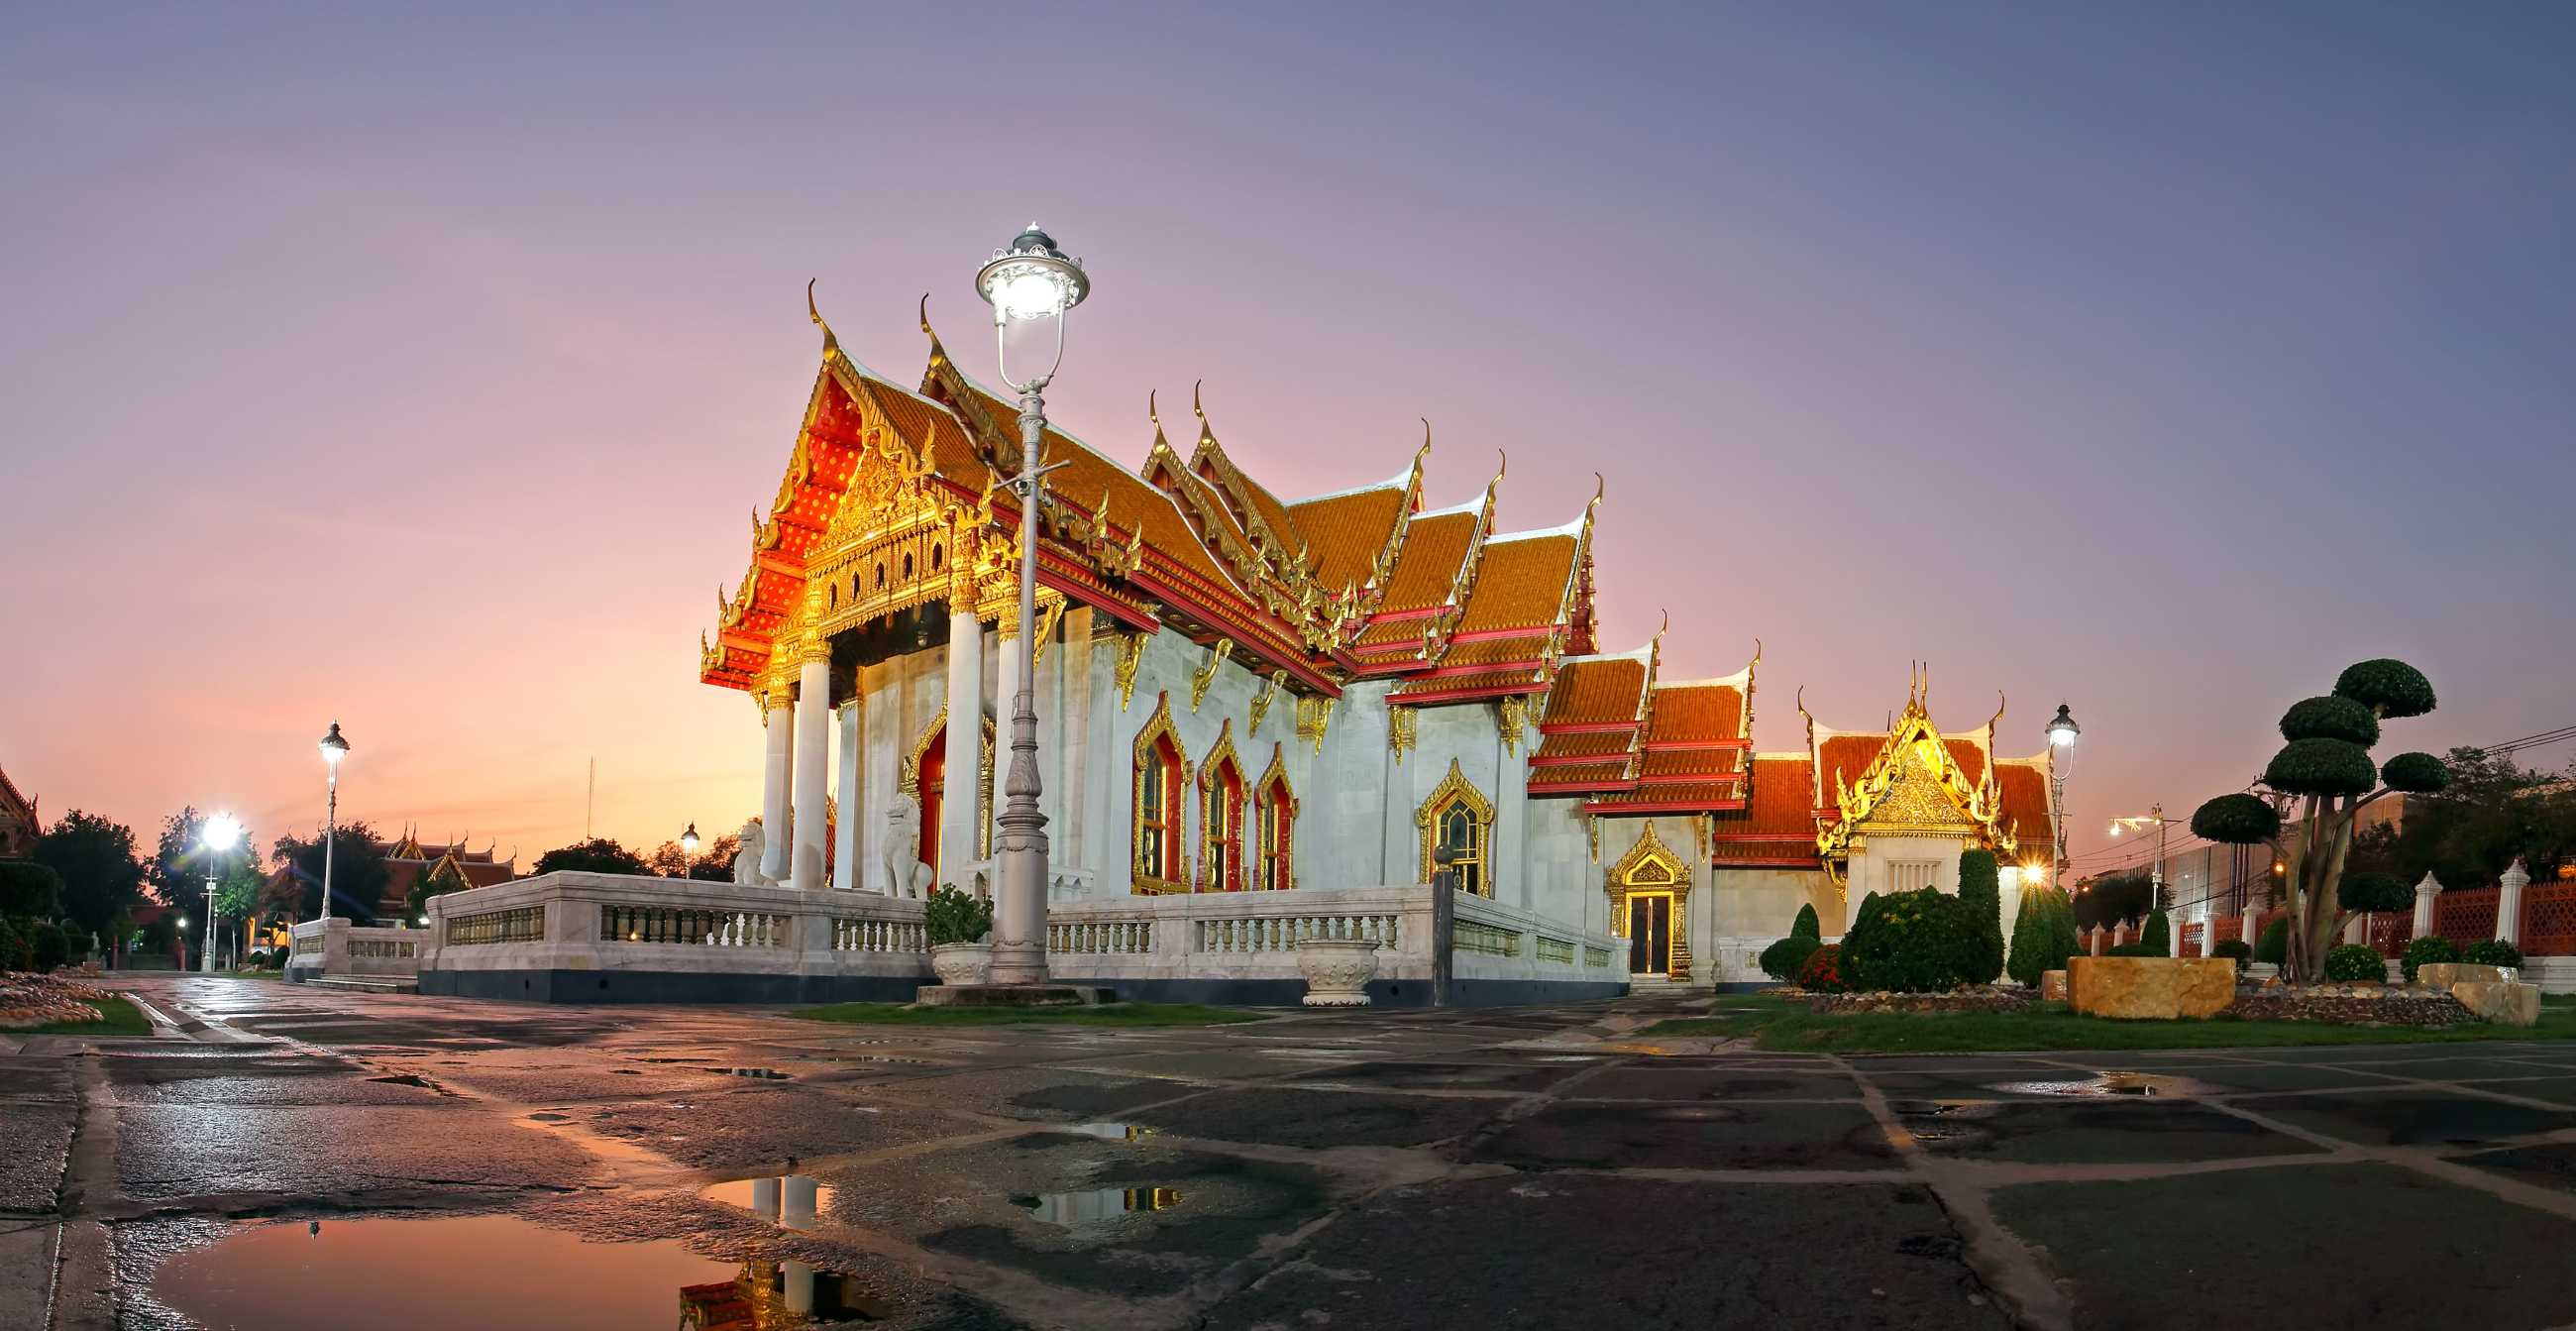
1842, 888, 1977, 992
2322, 943, 2387, 983
2212, 939, 2253, 962
1789, 903, 1821, 942
2401, 935, 2459, 983
2255, 916, 2290, 965
2464, 940, 2522, 969
30, 921, 68, 971
2006, 885, 2079, 986
2139, 909, 2171, 954
1956, 850, 2003, 984
2190, 659, 2448, 983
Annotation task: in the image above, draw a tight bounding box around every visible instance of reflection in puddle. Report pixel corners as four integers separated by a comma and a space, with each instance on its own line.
1986, 1072, 2208, 1098
1062, 1121, 1154, 1141
706, 1067, 794, 1080
150, 1213, 880, 1328
705, 1174, 837, 1227
1016, 1185, 1184, 1225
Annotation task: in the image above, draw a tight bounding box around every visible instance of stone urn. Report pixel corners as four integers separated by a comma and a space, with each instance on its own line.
1297, 938, 1380, 1007
930, 942, 993, 987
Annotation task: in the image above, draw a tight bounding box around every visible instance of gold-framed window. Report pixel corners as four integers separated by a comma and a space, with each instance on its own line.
1253, 743, 1296, 892
1131, 692, 1190, 894
1414, 758, 1495, 897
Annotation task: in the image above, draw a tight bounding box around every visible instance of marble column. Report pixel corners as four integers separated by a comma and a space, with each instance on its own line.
758, 698, 795, 881
2196, 905, 2215, 957
835, 701, 862, 892
938, 604, 986, 887
993, 623, 1023, 895
2498, 858, 2530, 945
792, 657, 831, 890
2241, 902, 2261, 947
2412, 871, 2442, 940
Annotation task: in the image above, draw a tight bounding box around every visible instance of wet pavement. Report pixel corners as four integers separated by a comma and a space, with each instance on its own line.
3, 978, 2575, 1329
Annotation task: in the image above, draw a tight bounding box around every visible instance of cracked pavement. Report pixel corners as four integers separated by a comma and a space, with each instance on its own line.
7, 976, 2576, 1328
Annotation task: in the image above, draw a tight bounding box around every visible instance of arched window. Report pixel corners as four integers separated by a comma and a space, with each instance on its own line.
1254, 744, 1296, 892
1415, 759, 1495, 897
1131, 693, 1188, 893
1198, 721, 1245, 892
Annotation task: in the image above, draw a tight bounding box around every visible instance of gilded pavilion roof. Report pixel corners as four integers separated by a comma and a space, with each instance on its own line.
1796, 671, 2054, 864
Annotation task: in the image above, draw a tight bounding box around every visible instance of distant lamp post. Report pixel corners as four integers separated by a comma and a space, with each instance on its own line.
2043, 704, 2079, 887
975, 224, 1090, 988
681, 823, 701, 856
199, 813, 243, 974
317, 721, 351, 922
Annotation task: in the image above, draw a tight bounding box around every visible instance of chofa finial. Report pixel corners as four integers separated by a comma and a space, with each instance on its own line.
807, 279, 839, 357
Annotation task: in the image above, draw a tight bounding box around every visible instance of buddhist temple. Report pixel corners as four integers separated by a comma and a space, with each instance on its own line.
682, 298, 2062, 989
0, 763, 36, 859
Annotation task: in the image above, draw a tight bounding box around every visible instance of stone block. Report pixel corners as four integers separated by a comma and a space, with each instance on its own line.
2068, 956, 2238, 1020
2450, 980, 2540, 1027
2417, 962, 2507, 990
2039, 969, 2068, 1001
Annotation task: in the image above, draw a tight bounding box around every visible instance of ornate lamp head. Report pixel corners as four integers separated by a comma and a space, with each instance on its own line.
318, 721, 352, 769
976, 224, 1091, 390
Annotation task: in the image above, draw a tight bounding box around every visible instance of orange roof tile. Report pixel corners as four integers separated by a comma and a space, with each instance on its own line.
1587, 782, 1744, 812
1530, 761, 1632, 789
1994, 760, 2054, 849
1945, 738, 1987, 788
1732, 756, 1822, 838
1533, 731, 1635, 761
1452, 534, 1576, 636
1643, 749, 1744, 779
1541, 655, 1647, 727
1376, 510, 1477, 613
1647, 684, 1745, 744
1439, 634, 1555, 668
1390, 669, 1549, 700
1815, 735, 1884, 802
1286, 486, 1408, 593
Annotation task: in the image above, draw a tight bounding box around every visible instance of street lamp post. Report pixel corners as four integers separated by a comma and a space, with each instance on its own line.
317, 722, 350, 923
2043, 704, 2079, 890
974, 224, 1090, 988
199, 813, 243, 974
2109, 805, 2182, 952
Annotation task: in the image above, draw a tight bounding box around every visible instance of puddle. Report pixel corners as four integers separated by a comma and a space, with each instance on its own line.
1986, 1072, 2209, 1098
1062, 1122, 1154, 1141
149, 1213, 883, 1327
704, 1173, 839, 1224
526, 1111, 571, 1123
706, 1067, 794, 1080
1015, 1185, 1185, 1226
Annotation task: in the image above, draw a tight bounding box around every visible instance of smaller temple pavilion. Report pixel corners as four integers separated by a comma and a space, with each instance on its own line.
0, 762, 37, 858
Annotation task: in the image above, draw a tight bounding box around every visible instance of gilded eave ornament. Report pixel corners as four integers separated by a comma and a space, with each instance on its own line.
1248, 670, 1285, 733
1114, 631, 1148, 711
1190, 637, 1232, 714
1497, 696, 1528, 758
1388, 705, 1418, 764
1295, 695, 1333, 754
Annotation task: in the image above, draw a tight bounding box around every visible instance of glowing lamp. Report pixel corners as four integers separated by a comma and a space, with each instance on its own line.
2044, 704, 2079, 748
681, 823, 701, 855
976, 225, 1089, 323
201, 813, 244, 853
319, 721, 352, 769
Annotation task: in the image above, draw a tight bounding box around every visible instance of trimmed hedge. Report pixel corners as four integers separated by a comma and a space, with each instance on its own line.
2333, 658, 2435, 719
2255, 917, 2290, 965
1759, 935, 1823, 982
30, 922, 67, 971
2280, 695, 2380, 746
2212, 939, 2253, 961
1795, 943, 1850, 993
2464, 940, 2523, 969
1790, 903, 1822, 942
2401, 935, 2459, 983
2139, 910, 2171, 954
2265, 737, 2379, 798
2380, 751, 2450, 794
2007, 886, 2079, 987
1957, 850, 2004, 984
2191, 794, 2281, 845
1842, 888, 1978, 992
2323, 943, 2388, 982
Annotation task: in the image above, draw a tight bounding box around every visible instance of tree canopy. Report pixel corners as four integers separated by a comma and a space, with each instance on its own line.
2352, 748, 2576, 888
534, 838, 651, 876
271, 822, 390, 924
149, 807, 260, 906
33, 810, 148, 939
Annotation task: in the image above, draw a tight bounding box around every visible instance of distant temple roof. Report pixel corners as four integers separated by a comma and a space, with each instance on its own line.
0, 762, 37, 858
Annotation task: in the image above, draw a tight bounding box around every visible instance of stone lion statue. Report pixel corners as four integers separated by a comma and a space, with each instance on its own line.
883, 797, 934, 899
731, 819, 772, 886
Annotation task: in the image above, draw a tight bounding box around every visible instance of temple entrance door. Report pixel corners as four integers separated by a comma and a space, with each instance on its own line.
1627, 892, 1672, 976
917, 728, 945, 881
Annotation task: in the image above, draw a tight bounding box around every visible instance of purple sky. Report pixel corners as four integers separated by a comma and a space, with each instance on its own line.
4, 4, 2570, 879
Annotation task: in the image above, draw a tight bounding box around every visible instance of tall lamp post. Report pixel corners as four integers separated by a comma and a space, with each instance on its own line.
974, 224, 1089, 988
2043, 704, 2079, 889
2110, 805, 2183, 951
317, 721, 351, 922
199, 813, 243, 974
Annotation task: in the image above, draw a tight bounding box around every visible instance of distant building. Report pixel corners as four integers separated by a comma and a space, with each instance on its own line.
0, 762, 38, 858
262, 827, 518, 922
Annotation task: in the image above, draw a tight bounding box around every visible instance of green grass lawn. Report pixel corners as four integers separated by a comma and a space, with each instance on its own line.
1642, 992, 2576, 1053
12, 994, 155, 1038
793, 1000, 1271, 1027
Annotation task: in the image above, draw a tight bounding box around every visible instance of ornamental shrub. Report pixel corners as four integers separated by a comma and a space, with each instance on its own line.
2006, 886, 2079, 986
0, 860, 62, 920
2323, 943, 2388, 983
2380, 751, 2450, 794
61, 929, 91, 965
2255, 917, 2289, 965
922, 886, 994, 947
1794, 943, 1850, 993
2139, 910, 2171, 954
2105, 941, 2161, 957
2191, 794, 2282, 845
2464, 940, 2524, 969
1957, 850, 2004, 984
2212, 939, 2253, 962
1842, 888, 1976, 992
1790, 903, 1822, 942
2401, 935, 2458, 982
30, 922, 67, 972
0, 916, 29, 971
2264, 737, 2379, 798
2280, 695, 2380, 746
2332, 658, 2436, 719
1759, 935, 1822, 982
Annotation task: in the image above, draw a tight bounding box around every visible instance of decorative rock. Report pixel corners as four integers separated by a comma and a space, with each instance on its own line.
1297, 938, 1380, 1007
2039, 969, 2068, 1002
2416, 962, 2507, 990
2228, 986, 2476, 1028
2450, 980, 2541, 1027
928, 942, 993, 987
1810, 988, 2036, 1016
2067, 956, 2238, 1020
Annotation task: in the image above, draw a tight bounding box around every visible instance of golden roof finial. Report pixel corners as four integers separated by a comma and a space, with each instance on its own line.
1147, 388, 1167, 448
1654, 608, 1669, 644
807, 279, 840, 362
1750, 637, 1764, 666
1987, 691, 2006, 734
1415, 419, 1433, 466
1192, 380, 1216, 444
916, 292, 933, 336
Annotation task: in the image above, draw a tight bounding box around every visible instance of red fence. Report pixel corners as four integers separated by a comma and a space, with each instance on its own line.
2357, 881, 2576, 958
2529, 880, 2576, 955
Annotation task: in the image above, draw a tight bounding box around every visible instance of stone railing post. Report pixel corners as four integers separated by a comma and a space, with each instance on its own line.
2497, 858, 2529, 946
2411, 872, 2441, 940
